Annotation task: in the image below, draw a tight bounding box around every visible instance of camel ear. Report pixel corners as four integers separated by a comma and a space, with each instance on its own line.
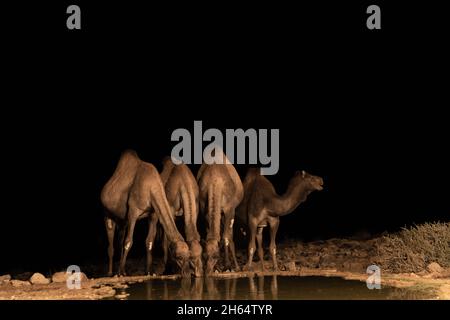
302, 170, 306, 178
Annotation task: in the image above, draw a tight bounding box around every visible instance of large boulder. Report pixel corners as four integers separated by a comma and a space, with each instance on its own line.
29, 273, 51, 285
0, 274, 11, 282
427, 262, 443, 274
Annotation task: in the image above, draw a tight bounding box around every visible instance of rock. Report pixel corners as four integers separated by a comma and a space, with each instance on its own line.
52, 271, 89, 283
427, 262, 443, 274
95, 286, 116, 297
0, 274, 11, 282
113, 283, 129, 289
285, 261, 297, 271
29, 273, 51, 285
10, 280, 31, 287
115, 293, 130, 299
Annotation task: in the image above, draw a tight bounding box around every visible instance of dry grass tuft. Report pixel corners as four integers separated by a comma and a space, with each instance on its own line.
375, 222, 450, 273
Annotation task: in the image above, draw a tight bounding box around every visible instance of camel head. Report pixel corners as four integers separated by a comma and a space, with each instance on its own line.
298, 170, 324, 191
204, 240, 220, 275
170, 241, 191, 277
188, 240, 204, 278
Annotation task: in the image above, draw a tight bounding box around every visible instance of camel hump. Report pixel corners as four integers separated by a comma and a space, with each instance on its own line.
174, 163, 195, 179
122, 149, 139, 158
138, 161, 159, 178
101, 149, 142, 215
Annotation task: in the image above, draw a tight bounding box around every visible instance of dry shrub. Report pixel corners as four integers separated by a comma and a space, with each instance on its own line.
375, 222, 450, 273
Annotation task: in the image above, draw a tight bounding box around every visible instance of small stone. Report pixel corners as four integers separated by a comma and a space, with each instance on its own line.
10, 280, 31, 287
29, 273, 51, 285
114, 283, 129, 289
214, 270, 219, 273
427, 262, 443, 274
96, 286, 116, 296
115, 293, 129, 299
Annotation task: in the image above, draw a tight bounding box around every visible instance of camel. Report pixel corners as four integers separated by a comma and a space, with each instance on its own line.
197, 152, 244, 274
155, 157, 203, 277
101, 150, 190, 276
237, 168, 323, 271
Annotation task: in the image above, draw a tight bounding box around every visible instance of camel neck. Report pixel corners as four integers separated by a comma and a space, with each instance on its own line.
272, 179, 311, 216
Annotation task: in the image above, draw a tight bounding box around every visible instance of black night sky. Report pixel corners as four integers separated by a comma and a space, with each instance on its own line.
1, 2, 449, 275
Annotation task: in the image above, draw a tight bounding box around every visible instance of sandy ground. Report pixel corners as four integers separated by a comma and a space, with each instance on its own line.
1, 237, 449, 300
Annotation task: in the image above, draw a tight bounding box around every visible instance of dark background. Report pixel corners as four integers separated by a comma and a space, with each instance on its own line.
1, 1, 449, 275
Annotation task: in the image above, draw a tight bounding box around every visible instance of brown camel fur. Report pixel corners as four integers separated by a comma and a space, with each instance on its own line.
197, 154, 244, 274
237, 168, 323, 271
101, 150, 190, 276
154, 157, 203, 277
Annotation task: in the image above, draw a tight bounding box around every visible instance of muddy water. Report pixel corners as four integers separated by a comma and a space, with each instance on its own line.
113, 276, 435, 300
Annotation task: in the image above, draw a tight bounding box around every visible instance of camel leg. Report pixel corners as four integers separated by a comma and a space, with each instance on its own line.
118, 222, 126, 261
119, 210, 139, 276
243, 219, 257, 271
256, 226, 265, 271
222, 214, 231, 270
223, 208, 240, 271
105, 217, 116, 276
162, 233, 169, 274
228, 230, 240, 271
268, 217, 280, 271
146, 213, 158, 275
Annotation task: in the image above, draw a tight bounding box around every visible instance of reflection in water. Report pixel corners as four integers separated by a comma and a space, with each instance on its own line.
122, 276, 433, 300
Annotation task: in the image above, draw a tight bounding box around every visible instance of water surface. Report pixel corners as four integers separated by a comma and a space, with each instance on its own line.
113, 276, 434, 300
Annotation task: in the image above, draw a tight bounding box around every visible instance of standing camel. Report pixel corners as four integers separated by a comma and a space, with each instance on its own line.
101, 150, 190, 276
197, 154, 244, 274
237, 168, 323, 271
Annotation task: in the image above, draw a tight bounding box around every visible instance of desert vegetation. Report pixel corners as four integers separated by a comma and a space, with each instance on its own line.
375, 222, 450, 273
